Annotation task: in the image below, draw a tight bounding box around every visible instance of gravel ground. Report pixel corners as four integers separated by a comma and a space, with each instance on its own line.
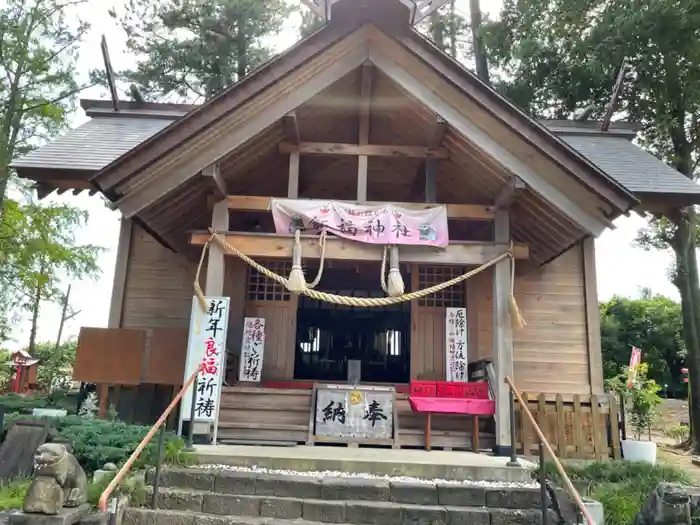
197, 463, 538, 488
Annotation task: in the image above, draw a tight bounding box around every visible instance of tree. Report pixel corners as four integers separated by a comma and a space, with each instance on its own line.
0, 199, 102, 349
0, 0, 91, 210
482, 0, 700, 451
113, 0, 292, 101
32, 339, 76, 392
600, 293, 686, 398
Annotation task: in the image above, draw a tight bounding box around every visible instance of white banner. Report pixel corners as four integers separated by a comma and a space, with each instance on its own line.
179, 296, 230, 423
239, 317, 266, 382
446, 307, 468, 382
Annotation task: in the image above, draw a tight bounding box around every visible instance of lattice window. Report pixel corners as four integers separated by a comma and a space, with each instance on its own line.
417, 265, 466, 307
247, 260, 292, 301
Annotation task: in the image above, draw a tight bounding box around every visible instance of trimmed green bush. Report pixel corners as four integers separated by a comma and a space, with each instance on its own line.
2, 413, 194, 474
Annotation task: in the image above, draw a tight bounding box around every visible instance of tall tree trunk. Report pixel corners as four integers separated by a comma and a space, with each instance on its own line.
469, 0, 489, 84
236, 16, 248, 81
449, 0, 457, 58
672, 209, 700, 450
28, 270, 43, 354
430, 11, 444, 52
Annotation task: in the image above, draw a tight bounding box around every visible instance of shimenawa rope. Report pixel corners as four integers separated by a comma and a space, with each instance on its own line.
193, 230, 526, 328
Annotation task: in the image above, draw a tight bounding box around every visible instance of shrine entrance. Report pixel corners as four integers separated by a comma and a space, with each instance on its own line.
293, 262, 411, 384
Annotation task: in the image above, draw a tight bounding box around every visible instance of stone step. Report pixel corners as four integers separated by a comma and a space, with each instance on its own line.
148, 468, 542, 508
148, 486, 551, 524
127, 501, 552, 525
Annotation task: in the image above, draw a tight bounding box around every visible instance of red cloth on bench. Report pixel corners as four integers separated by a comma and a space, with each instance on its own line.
408, 396, 495, 415
408, 380, 495, 415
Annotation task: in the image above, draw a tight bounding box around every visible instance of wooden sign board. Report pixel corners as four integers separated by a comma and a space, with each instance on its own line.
446, 307, 468, 381
239, 317, 266, 382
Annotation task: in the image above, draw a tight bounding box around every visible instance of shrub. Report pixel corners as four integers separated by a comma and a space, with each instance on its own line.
2, 413, 194, 474
664, 423, 690, 444
544, 460, 693, 525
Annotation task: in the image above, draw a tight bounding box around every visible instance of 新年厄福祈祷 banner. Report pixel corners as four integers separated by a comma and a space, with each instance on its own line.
270, 198, 449, 247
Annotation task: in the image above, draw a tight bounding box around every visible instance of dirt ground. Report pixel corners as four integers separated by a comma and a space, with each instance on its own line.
645, 398, 700, 482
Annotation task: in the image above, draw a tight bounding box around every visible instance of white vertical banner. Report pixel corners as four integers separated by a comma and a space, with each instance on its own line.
239, 317, 266, 382
446, 307, 468, 381
179, 296, 230, 426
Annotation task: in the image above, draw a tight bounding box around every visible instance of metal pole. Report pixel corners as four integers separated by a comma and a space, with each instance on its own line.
507, 389, 520, 467
185, 375, 198, 451
151, 425, 167, 509
539, 440, 548, 525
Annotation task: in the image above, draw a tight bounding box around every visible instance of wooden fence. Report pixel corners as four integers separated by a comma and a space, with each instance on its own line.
515, 393, 621, 460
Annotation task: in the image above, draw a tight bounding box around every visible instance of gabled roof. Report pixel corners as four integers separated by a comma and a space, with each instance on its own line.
10, 0, 700, 264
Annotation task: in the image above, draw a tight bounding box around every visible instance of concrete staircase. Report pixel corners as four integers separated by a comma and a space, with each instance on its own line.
126, 467, 557, 525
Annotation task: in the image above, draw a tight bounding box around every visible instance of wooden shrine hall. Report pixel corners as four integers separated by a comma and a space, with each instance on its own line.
12, 0, 700, 457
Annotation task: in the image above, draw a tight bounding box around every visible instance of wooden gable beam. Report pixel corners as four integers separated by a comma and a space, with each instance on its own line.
110, 32, 370, 220
224, 195, 495, 220
190, 231, 529, 264
357, 62, 374, 202
202, 163, 227, 200
494, 176, 526, 209
368, 45, 613, 235
279, 142, 449, 159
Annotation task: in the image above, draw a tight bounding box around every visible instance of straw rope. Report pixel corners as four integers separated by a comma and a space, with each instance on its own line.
193, 230, 526, 328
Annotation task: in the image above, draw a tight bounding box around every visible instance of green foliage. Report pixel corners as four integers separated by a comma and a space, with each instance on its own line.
0, 478, 31, 511
664, 423, 690, 444
0, 199, 103, 346
0, 0, 92, 202
32, 340, 77, 392
2, 414, 194, 474
544, 459, 692, 525
86, 472, 148, 509
607, 363, 663, 440
600, 293, 686, 397
112, 0, 292, 101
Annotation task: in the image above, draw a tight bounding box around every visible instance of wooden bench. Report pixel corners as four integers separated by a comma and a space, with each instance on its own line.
408, 380, 495, 452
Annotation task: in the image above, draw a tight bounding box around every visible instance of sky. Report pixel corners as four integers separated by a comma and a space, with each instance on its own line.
9, 0, 683, 350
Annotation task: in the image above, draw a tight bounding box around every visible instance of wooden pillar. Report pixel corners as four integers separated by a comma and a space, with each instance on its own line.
583, 237, 604, 394
492, 208, 514, 455
205, 199, 229, 295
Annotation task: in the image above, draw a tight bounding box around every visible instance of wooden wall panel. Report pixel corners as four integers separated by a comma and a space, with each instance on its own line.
411, 306, 446, 380
244, 298, 298, 380
121, 225, 201, 329
512, 245, 590, 395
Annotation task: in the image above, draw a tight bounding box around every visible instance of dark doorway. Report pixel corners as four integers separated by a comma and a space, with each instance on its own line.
294, 262, 411, 384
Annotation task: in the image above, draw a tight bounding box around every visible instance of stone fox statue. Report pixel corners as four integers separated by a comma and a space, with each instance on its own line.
23, 443, 88, 515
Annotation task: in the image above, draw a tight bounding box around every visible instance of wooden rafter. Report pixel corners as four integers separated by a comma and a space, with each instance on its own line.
282, 113, 300, 144
189, 231, 529, 264
494, 176, 526, 209
224, 195, 495, 221
202, 163, 227, 200
279, 142, 449, 159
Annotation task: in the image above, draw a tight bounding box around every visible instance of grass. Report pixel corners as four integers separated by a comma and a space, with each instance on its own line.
0, 474, 149, 512
545, 460, 694, 525
0, 479, 31, 511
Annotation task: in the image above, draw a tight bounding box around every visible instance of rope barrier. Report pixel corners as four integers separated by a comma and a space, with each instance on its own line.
192, 230, 527, 328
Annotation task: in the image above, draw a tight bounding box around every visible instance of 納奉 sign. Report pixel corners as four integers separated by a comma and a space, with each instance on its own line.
271, 199, 449, 247
314, 385, 395, 442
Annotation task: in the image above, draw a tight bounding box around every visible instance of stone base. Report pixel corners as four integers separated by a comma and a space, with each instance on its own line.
9, 505, 90, 525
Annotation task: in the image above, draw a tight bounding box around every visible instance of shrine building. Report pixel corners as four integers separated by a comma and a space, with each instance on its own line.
13, 0, 700, 456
